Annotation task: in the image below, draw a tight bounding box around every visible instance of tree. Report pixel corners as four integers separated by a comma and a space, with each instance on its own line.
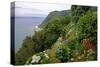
71, 5, 91, 23
76, 10, 97, 44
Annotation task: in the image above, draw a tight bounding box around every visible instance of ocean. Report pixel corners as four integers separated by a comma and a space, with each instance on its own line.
14, 17, 45, 53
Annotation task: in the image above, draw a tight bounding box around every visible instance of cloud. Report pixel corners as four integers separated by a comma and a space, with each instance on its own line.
11, 1, 71, 17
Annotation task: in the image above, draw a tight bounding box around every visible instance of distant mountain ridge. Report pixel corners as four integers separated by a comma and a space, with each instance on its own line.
39, 10, 70, 28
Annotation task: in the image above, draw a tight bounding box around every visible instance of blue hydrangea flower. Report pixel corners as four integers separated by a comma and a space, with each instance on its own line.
57, 48, 61, 54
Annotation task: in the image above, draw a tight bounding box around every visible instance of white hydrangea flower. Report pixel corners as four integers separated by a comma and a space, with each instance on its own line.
31, 55, 36, 63
31, 58, 35, 63
31, 55, 41, 63
35, 56, 41, 63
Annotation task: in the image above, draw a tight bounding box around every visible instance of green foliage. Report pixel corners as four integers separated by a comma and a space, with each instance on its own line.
37, 53, 49, 64
56, 45, 71, 62
15, 5, 97, 65
32, 29, 59, 52
25, 57, 32, 65
76, 10, 97, 44
71, 5, 92, 23
67, 39, 77, 50
32, 31, 45, 52
61, 15, 71, 27
39, 10, 70, 28
44, 18, 62, 35
15, 36, 35, 65
32, 16, 71, 53
86, 49, 95, 60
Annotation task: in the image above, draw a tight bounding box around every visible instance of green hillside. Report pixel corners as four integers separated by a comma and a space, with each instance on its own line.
39, 10, 70, 28
15, 5, 97, 65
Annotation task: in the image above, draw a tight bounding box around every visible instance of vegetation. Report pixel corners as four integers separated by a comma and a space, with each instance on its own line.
76, 10, 97, 44
56, 44, 71, 62
15, 5, 97, 65
15, 36, 35, 65
39, 10, 70, 28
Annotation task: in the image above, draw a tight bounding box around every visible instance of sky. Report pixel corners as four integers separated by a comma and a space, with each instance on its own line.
11, 1, 71, 17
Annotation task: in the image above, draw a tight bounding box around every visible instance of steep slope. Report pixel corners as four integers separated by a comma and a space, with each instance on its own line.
39, 10, 70, 28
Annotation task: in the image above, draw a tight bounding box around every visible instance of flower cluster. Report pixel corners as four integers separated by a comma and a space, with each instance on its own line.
31, 55, 41, 63
31, 52, 49, 64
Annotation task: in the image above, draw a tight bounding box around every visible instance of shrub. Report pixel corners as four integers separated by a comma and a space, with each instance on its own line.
76, 10, 97, 44
56, 45, 71, 62
86, 49, 95, 60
